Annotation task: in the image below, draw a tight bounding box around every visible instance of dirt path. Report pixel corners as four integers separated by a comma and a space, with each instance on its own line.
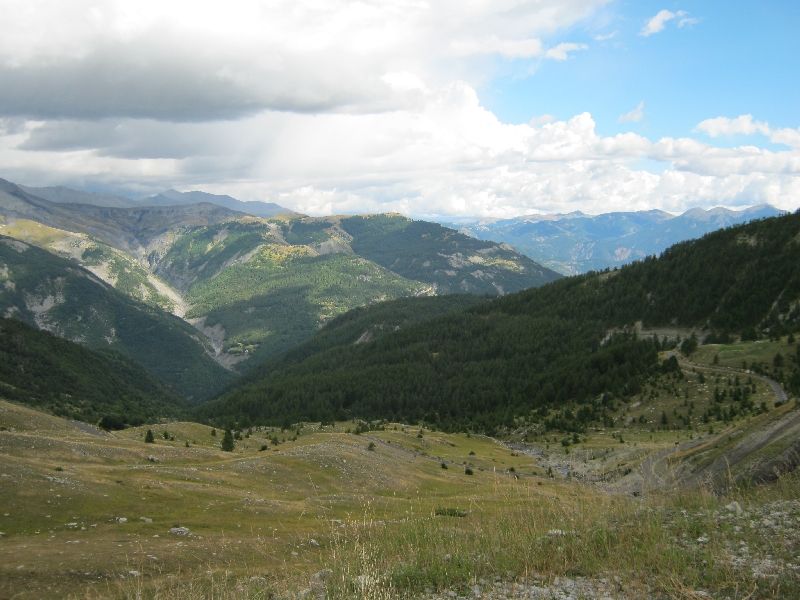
675, 352, 788, 405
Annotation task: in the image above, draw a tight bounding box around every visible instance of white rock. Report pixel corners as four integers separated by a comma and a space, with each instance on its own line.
725, 501, 743, 515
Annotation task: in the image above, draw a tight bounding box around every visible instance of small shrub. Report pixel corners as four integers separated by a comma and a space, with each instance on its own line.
464, 467, 474, 476
144, 429, 155, 444
441, 462, 448, 469
367, 441, 376, 451
259, 444, 268, 451
434, 507, 467, 517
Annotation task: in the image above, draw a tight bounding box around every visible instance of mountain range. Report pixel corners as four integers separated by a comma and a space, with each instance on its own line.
2, 175, 798, 433
20, 183, 293, 217
0, 178, 557, 382
447, 204, 783, 274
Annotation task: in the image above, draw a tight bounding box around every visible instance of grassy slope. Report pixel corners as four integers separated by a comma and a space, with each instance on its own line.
154, 216, 555, 369
0, 318, 184, 424
0, 237, 233, 401
1, 401, 798, 599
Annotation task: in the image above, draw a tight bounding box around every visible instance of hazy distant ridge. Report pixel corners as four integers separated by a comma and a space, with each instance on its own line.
448, 204, 783, 274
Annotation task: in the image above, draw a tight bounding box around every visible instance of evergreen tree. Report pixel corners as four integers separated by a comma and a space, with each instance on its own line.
221, 429, 235, 452
144, 429, 155, 444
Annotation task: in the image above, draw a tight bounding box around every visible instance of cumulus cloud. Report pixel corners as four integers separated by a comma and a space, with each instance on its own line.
696, 114, 800, 150
618, 101, 645, 123
5, 89, 800, 218
696, 114, 770, 137
640, 9, 697, 37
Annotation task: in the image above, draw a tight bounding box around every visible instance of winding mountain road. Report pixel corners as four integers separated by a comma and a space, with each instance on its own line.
633, 352, 797, 492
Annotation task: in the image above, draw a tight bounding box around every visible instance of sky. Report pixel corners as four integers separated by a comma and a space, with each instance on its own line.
0, 0, 798, 219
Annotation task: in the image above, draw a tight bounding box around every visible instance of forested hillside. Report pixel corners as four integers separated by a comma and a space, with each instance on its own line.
0, 318, 184, 425
0, 236, 233, 400
203, 212, 800, 431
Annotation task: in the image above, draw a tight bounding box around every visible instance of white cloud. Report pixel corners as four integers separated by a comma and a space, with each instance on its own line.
544, 43, 588, 61
593, 31, 617, 42
696, 114, 800, 149
618, 101, 645, 123
640, 9, 696, 37
696, 114, 770, 137
5, 91, 800, 218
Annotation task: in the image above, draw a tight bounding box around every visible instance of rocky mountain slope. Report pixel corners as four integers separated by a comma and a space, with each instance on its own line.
1, 180, 558, 368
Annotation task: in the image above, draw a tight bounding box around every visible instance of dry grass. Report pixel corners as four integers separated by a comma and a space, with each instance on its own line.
2, 400, 799, 599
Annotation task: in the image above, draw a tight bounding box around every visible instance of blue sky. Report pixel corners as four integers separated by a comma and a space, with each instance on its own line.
0, 1, 798, 217
486, 2, 800, 141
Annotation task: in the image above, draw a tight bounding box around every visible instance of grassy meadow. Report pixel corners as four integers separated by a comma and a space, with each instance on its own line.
2, 396, 799, 599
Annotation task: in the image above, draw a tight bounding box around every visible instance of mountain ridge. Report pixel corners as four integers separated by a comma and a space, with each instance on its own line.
448, 204, 784, 274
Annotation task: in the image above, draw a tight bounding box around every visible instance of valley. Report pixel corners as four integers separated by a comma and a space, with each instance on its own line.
1, 179, 556, 371
3, 5, 799, 599
0, 182, 799, 599
1, 340, 798, 599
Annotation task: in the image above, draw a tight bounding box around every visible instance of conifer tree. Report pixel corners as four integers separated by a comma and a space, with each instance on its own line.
221, 429, 235, 452
144, 429, 155, 443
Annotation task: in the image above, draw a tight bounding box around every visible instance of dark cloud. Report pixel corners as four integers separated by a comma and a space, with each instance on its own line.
0, 38, 377, 122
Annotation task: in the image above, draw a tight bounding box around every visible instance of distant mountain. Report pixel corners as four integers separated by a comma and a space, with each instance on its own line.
13, 179, 294, 218
0, 317, 185, 425
1, 179, 558, 371
143, 189, 294, 218
0, 236, 234, 400
450, 205, 783, 274
202, 211, 800, 431
19, 184, 136, 208
0, 178, 242, 259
